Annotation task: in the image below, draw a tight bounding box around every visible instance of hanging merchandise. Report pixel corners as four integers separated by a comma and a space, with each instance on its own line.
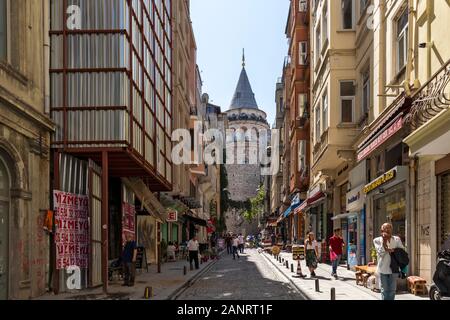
43, 210, 54, 233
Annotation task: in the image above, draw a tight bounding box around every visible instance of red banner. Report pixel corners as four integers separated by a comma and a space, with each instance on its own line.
357, 117, 403, 162
54, 190, 89, 269
122, 202, 136, 245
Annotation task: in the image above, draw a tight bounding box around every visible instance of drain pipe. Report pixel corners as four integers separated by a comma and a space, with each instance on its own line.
43, 0, 50, 115
405, 0, 415, 94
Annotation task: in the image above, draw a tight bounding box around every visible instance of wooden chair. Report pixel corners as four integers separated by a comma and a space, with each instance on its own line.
362, 273, 371, 287
407, 276, 427, 296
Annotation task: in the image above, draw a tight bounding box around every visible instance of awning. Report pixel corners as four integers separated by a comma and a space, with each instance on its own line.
307, 191, 325, 205
283, 206, 292, 218
331, 212, 358, 221
183, 213, 207, 227
122, 178, 166, 222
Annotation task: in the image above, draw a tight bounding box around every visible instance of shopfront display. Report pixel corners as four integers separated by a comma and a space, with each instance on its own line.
439, 172, 450, 251
373, 184, 406, 243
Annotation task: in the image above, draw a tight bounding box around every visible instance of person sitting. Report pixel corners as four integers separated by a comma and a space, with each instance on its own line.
167, 241, 176, 261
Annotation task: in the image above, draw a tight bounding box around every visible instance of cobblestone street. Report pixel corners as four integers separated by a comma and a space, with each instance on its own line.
175, 249, 305, 300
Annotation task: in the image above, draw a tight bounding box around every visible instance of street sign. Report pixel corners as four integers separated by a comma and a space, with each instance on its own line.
292, 245, 305, 260
166, 210, 178, 222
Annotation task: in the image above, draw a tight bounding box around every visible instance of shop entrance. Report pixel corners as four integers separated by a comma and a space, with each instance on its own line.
439, 173, 450, 251
374, 184, 406, 243
0, 157, 10, 300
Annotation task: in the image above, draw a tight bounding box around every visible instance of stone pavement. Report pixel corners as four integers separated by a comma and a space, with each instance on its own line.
262, 250, 429, 301
175, 248, 304, 300
34, 254, 220, 300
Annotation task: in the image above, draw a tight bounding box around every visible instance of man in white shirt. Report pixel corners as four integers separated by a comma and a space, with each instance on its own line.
188, 235, 200, 269
373, 223, 404, 300
232, 236, 240, 260
238, 234, 245, 254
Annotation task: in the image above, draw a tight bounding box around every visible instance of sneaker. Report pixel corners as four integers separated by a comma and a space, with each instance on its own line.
334, 274, 338, 279
311, 271, 316, 277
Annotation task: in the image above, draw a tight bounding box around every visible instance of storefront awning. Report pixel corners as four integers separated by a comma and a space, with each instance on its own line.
331, 212, 358, 221
307, 191, 326, 205
183, 212, 207, 227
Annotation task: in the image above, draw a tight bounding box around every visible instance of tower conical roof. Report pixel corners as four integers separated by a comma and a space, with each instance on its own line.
230, 54, 259, 110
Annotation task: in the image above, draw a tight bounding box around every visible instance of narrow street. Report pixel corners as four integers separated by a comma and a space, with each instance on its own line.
175, 249, 304, 300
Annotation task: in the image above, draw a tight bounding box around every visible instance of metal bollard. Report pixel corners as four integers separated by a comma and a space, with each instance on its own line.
183, 266, 187, 275
282, 258, 285, 263
291, 264, 294, 273
286, 261, 289, 269
331, 287, 336, 300
315, 279, 320, 292
144, 287, 153, 299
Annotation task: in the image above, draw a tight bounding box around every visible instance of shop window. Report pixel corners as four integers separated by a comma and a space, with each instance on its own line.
438, 173, 450, 251
385, 143, 403, 171
396, 7, 409, 72
374, 185, 406, 244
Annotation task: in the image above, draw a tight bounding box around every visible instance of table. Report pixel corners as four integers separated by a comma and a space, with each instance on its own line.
355, 265, 377, 275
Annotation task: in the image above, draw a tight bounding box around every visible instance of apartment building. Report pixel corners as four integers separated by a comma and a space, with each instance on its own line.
0, 0, 54, 299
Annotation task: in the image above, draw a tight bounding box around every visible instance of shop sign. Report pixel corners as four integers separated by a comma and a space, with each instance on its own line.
346, 186, 365, 212
357, 117, 403, 162
122, 202, 136, 245
292, 245, 305, 260
53, 190, 89, 270
166, 209, 178, 222
363, 169, 396, 194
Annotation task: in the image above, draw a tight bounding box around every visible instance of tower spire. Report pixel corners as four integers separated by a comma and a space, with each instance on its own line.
242, 48, 245, 68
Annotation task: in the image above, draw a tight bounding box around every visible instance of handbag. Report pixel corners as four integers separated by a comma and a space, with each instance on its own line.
330, 251, 338, 261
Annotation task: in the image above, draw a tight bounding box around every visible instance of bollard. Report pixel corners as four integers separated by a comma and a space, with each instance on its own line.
282, 258, 285, 263
291, 264, 294, 273
286, 261, 289, 269
331, 287, 336, 300
144, 287, 153, 299
315, 279, 320, 292
183, 266, 187, 275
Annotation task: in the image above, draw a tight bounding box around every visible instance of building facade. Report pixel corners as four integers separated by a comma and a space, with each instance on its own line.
0, 0, 54, 299
50, 0, 173, 293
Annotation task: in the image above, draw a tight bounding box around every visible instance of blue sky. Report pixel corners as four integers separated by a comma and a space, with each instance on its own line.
190, 0, 290, 125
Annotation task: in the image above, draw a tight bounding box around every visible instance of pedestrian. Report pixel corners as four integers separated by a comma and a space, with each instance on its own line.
305, 232, 319, 278
373, 223, 404, 300
271, 232, 276, 246
238, 233, 245, 254
121, 233, 137, 286
167, 241, 176, 261
329, 228, 344, 279
188, 235, 200, 270
226, 233, 232, 255
232, 235, 240, 260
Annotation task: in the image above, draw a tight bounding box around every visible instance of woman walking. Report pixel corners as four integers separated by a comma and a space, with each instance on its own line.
305, 232, 319, 278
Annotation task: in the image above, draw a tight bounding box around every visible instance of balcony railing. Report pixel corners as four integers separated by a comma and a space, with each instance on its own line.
405, 59, 450, 130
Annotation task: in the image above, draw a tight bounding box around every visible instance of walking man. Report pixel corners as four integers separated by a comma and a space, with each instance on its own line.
232, 235, 240, 260
226, 233, 232, 255
238, 233, 245, 254
121, 233, 137, 286
373, 223, 404, 300
188, 235, 200, 270
329, 228, 344, 279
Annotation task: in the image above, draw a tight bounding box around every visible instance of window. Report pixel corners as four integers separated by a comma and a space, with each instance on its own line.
298, 93, 307, 117
360, 0, 370, 16
362, 68, 370, 115
340, 81, 355, 123
0, 0, 8, 61
342, 0, 354, 29
315, 25, 321, 65
315, 106, 321, 143
322, 1, 328, 45
299, 0, 308, 12
322, 92, 328, 132
396, 8, 408, 71
298, 140, 306, 172
299, 41, 308, 65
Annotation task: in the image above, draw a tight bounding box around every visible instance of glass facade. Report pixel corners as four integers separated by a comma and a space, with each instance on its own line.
50, 0, 172, 184
374, 184, 406, 244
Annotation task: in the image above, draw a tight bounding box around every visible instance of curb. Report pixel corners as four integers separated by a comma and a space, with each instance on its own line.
166, 250, 225, 300
260, 251, 312, 300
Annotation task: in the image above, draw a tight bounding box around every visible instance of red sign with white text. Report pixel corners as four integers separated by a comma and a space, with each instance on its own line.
166, 210, 178, 222
357, 117, 403, 162
53, 190, 89, 269
122, 202, 136, 245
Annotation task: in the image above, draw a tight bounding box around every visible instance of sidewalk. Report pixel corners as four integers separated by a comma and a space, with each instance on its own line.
262, 251, 429, 301
34, 254, 221, 300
